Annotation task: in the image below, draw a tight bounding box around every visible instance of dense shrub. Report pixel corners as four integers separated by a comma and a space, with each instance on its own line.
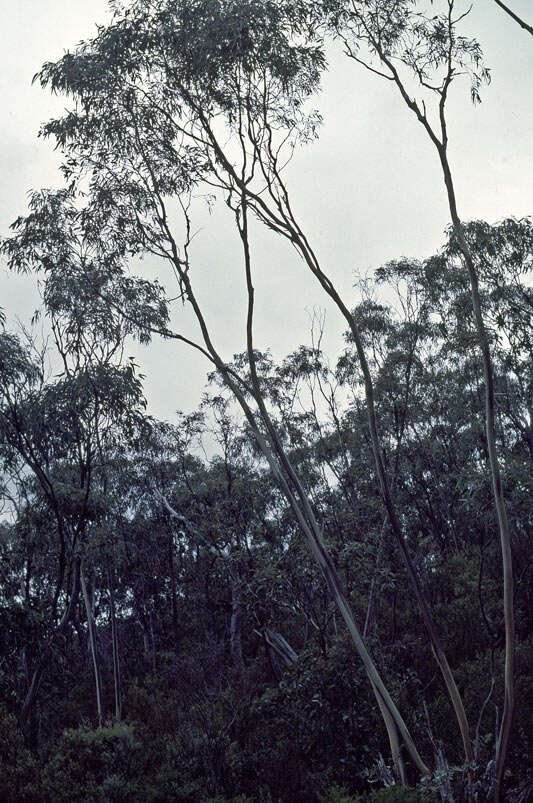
40, 724, 142, 803
0, 707, 40, 803
319, 785, 437, 802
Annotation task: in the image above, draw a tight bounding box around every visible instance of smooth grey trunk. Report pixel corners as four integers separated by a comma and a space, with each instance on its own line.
437, 148, 514, 803
364, 517, 388, 640
372, 680, 407, 786
149, 610, 156, 675
229, 564, 244, 672
81, 567, 103, 728
168, 531, 180, 655
235, 198, 427, 778
291, 225, 473, 775
361, 29, 515, 797
107, 564, 121, 721
253, 628, 299, 667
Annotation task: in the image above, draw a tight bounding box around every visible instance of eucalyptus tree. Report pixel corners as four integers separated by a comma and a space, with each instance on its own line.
0, 0, 434, 779
0, 213, 155, 727
0, 332, 80, 727
315, 1, 528, 795
376, 221, 533, 617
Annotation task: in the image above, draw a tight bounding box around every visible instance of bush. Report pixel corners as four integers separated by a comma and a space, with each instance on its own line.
0, 707, 40, 803
40, 723, 142, 803
319, 785, 438, 803
365, 787, 437, 803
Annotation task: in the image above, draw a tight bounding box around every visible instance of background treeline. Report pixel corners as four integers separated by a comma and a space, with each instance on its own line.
1, 220, 532, 802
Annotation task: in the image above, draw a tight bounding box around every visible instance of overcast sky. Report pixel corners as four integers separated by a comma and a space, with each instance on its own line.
1, 0, 532, 422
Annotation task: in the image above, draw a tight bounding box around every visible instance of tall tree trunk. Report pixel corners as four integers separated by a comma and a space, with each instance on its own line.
364, 516, 388, 640
360, 38, 515, 795
292, 238, 474, 773
438, 147, 514, 801
372, 681, 407, 786
20, 556, 81, 731
81, 567, 103, 728
107, 563, 121, 721
229, 564, 244, 673
168, 531, 180, 655
234, 201, 429, 776
149, 610, 157, 675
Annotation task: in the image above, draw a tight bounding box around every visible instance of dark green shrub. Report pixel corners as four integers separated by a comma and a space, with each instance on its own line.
319, 785, 438, 803
40, 723, 141, 803
0, 707, 40, 803
366, 787, 437, 802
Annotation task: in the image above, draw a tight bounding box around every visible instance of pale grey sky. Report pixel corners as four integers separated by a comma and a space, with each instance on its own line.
1, 0, 532, 422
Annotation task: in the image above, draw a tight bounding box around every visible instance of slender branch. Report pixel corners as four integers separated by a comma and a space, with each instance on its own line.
493, 0, 533, 36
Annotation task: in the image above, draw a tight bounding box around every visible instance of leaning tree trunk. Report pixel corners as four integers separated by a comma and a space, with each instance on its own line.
235, 200, 429, 778
256, 625, 407, 785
